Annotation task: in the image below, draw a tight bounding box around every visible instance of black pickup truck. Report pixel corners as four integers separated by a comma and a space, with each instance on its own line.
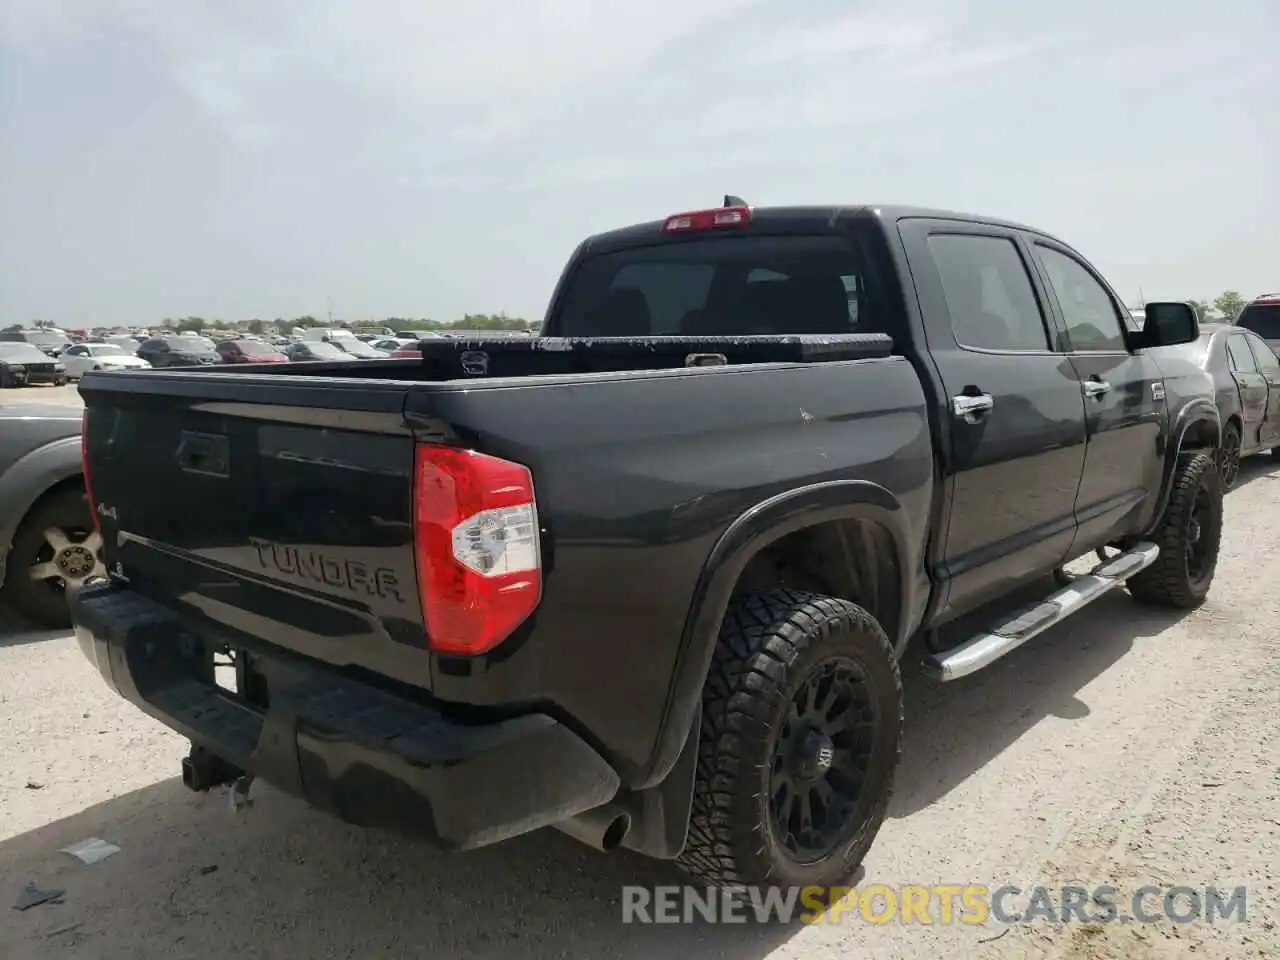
71, 203, 1222, 891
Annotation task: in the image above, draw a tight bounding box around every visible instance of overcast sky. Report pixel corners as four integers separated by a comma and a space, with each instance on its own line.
1, 0, 1275, 327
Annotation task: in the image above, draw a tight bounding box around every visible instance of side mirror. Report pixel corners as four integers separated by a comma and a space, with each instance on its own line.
1135, 301, 1199, 348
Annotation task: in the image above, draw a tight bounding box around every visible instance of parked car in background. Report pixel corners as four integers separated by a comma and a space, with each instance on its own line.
283, 340, 350, 362
0, 343, 70, 387
59, 342, 152, 379
368, 337, 411, 353
1235, 293, 1280, 354
104, 336, 143, 354
331, 338, 389, 359
215, 339, 289, 364
0, 402, 96, 626
397, 330, 445, 341
297, 327, 359, 344
136, 336, 222, 368
1204, 324, 1280, 485
0, 328, 73, 357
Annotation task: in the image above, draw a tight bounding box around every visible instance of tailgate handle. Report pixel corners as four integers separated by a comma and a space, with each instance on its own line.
177, 431, 229, 477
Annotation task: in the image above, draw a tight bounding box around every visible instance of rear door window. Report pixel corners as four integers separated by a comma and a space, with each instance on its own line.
553, 235, 869, 337
926, 234, 1051, 351
1223, 335, 1254, 371
1226, 334, 1258, 372
1245, 334, 1280, 375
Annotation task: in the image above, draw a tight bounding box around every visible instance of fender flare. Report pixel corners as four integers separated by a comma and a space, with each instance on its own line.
641, 479, 915, 788
0, 436, 84, 587
1146, 398, 1220, 535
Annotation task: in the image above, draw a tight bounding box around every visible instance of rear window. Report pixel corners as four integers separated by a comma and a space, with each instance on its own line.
552, 235, 868, 337
1236, 302, 1280, 339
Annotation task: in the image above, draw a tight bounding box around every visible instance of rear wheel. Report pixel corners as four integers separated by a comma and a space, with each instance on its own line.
2, 487, 104, 628
1128, 452, 1221, 609
1218, 422, 1241, 489
677, 589, 902, 890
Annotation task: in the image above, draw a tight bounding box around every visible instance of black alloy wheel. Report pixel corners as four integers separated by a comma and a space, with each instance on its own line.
768, 657, 877, 863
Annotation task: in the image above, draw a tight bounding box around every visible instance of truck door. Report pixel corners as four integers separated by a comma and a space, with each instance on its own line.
1227, 331, 1270, 450
1027, 241, 1164, 553
900, 220, 1088, 621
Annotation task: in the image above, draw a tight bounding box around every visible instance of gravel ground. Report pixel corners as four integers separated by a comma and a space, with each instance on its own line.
0, 383, 84, 407
1, 458, 1276, 959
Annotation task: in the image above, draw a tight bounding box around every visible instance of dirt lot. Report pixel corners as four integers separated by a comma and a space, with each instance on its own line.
1, 457, 1276, 959
1, 383, 84, 407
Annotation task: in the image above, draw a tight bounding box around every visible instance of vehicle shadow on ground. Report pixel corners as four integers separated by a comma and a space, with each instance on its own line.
0, 781, 802, 960
0, 605, 65, 648
1231, 455, 1279, 491
890, 589, 1189, 818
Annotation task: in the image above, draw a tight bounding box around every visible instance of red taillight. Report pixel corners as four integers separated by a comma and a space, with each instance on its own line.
391, 347, 420, 358
412, 445, 541, 656
660, 205, 751, 234
81, 409, 102, 538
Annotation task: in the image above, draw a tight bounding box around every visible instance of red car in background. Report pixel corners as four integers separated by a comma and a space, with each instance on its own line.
215, 339, 289, 364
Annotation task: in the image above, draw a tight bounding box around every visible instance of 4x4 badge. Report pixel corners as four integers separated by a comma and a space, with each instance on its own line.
1151, 382, 1166, 402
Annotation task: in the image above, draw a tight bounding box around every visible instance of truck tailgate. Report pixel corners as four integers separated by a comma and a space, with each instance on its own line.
79, 372, 431, 687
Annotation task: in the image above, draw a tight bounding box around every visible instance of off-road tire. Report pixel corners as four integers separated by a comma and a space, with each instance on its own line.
1128, 452, 1221, 609
676, 589, 903, 890
2, 487, 94, 628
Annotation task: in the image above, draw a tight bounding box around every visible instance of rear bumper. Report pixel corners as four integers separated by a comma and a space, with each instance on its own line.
70, 581, 620, 850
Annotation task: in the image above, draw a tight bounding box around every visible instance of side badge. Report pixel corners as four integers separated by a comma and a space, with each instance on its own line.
1151, 382, 1166, 402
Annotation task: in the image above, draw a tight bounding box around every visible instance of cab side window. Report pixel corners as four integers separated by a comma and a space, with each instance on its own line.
927, 234, 1051, 351
1034, 246, 1128, 352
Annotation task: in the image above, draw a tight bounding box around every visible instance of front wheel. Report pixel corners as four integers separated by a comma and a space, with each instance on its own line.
1128, 452, 1222, 609
677, 590, 903, 890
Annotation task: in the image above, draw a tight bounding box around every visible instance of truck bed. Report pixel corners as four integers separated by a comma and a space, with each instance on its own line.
77, 336, 930, 784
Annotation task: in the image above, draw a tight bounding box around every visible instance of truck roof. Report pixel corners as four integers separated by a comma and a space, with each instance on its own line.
579, 204, 1068, 255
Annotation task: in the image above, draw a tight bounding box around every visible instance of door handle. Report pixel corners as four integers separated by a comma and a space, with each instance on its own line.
1082, 378, 1112, 399
951, 393, 995, 423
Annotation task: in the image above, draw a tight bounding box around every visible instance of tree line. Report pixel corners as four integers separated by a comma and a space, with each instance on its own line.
1184, 292, 1248, 324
